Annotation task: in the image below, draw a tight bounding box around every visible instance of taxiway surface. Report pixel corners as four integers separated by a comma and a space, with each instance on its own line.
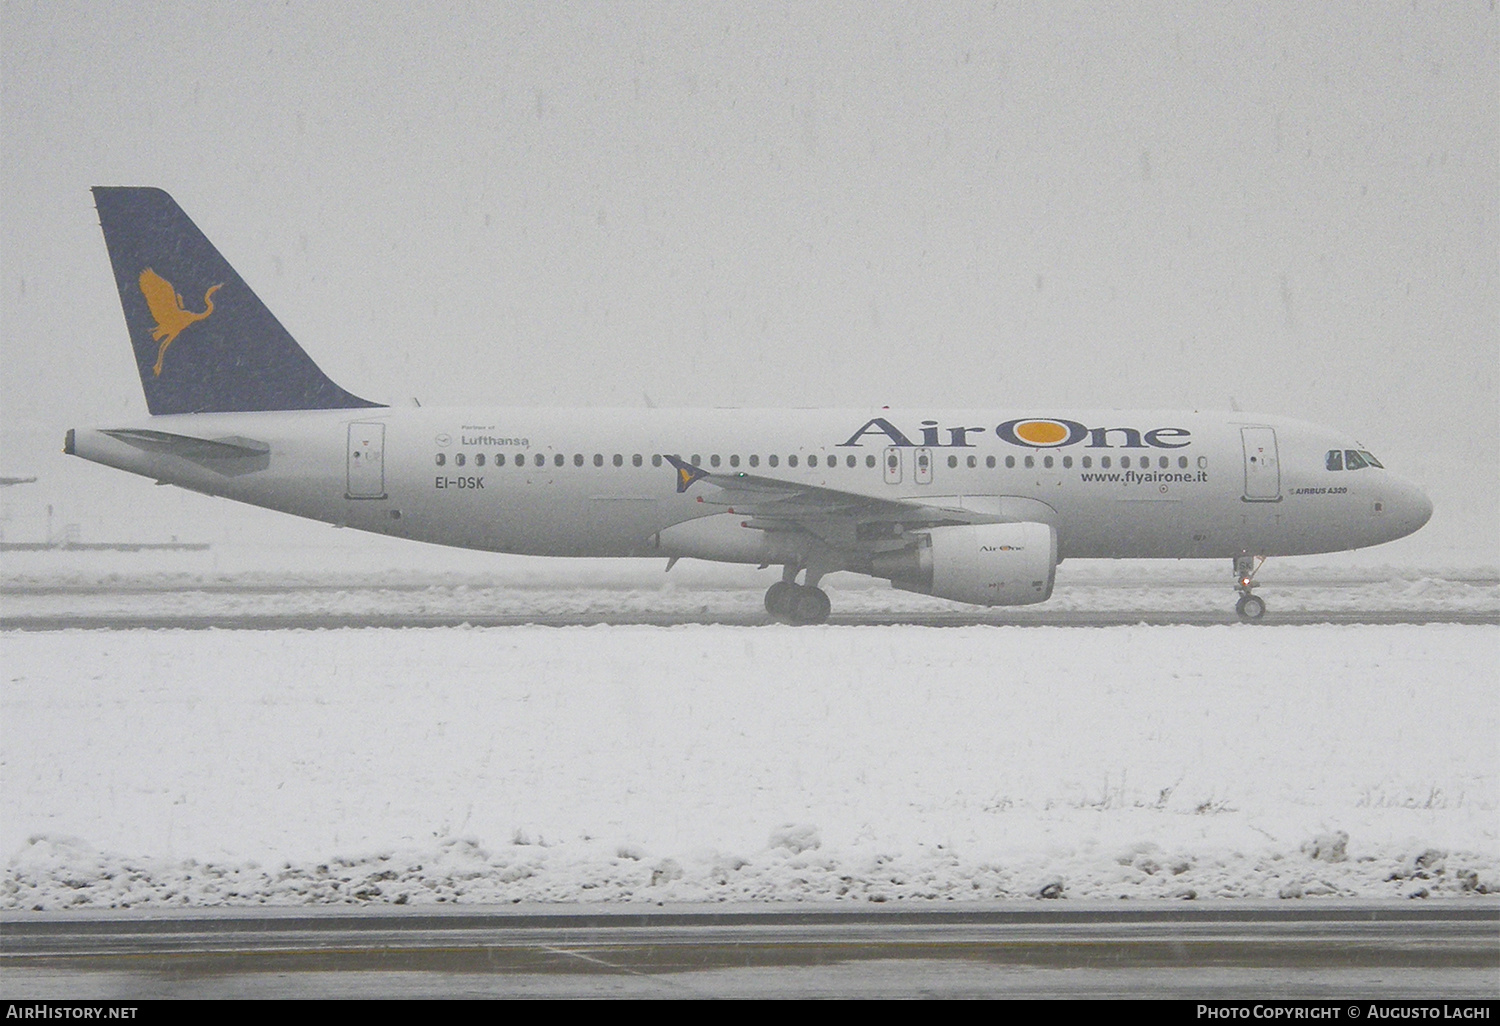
4, 610, 1495, 630
3, 903, 1496, 999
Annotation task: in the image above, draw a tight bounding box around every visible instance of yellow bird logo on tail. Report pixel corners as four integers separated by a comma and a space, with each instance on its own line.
138, 268, 221, 376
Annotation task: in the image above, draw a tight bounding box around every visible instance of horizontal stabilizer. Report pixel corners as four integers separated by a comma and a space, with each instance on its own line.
101, 428, 270, 460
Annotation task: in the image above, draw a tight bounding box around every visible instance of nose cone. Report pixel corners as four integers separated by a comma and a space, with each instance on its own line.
1391, 477, 1434, 540
1413, 487, 1434, 531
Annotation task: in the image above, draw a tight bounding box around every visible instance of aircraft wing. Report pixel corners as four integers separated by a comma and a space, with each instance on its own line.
663, 455, 1003, 533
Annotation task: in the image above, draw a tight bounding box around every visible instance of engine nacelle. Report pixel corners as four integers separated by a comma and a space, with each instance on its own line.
872, 521, 1057, 606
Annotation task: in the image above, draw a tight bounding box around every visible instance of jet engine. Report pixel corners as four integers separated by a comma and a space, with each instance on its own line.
871, 521, 1057, 606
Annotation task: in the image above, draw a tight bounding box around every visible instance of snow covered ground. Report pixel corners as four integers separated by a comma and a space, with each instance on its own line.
3, 617, 1495, 909
2, 551, 1497, 621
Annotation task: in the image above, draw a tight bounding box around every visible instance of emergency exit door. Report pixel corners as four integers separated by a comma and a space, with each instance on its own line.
883, 446, 903, 484
914, 447, 934, 485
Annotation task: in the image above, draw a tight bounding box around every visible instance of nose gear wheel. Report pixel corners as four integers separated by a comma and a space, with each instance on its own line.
1233, 556, 1267, 621
1235, 593, 1266, 620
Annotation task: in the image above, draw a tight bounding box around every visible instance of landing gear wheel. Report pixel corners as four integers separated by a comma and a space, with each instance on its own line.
787, 586, 832, 625
1232, 556, 1267, 622
1235, 594, 1266, 621
765, 581, 796, 618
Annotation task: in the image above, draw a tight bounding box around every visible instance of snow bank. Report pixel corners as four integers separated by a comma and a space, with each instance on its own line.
6, 831, 1494, 909
3, 624, 1495, 908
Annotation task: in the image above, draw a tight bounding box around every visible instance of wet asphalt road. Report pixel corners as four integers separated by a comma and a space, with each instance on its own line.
3, 902, 1497, 999
3, 610, 1495, 630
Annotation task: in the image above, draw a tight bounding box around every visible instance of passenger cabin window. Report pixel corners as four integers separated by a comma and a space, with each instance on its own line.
1005, 456, 1016, 469
730, 455, 740, 468
574, 453, 584, 467
947, 455, 958, 468
986, 456, 995, 469
1024, 456, 1034, 468
455, 453, 466, 467
553, 454, 564, 467
435, 453, 446, 466
967, 455, 977, 469
808, 455, 818, 468
1062, 456, 1072, 468
1326, 450, 1343, 471
496, 454, 506, 466
788, 455, 798, 468
865, 455, 876, 468
1178, 457, 1187, 468
768, 455, 779, 467
1044, 456, 1054, 469
749, 455, 760, 467
633, 454, 642, 467
594, 454, 604, 467
1101, 457, 1111, 469
652, 454, 662, 467
711, 455, 721, 468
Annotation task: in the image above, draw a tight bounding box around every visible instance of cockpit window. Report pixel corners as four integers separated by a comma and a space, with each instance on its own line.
1326, 450, 1343, 471
1343, 450, 1368, 470
1359, 450, 1383, 468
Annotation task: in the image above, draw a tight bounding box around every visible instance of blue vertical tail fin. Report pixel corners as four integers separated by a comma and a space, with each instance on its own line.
92, 187, 381, 415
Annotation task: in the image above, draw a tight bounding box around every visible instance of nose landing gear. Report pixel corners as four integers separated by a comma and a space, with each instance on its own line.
765, 566, 832, 625
1233, 556, 1267, 621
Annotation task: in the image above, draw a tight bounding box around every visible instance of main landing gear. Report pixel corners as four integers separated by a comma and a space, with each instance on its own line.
765, 567, 832, 625
1233, 555, 1267, 622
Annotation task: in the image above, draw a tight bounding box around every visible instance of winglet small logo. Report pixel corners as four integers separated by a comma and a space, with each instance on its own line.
664, 454, 710, 493
139, 268, 222, 376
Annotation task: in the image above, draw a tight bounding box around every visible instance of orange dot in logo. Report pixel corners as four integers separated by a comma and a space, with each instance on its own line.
1014, 420, 1069, 446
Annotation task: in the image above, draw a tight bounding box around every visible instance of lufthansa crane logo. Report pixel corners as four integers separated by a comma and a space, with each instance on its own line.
139, 268, 222, 376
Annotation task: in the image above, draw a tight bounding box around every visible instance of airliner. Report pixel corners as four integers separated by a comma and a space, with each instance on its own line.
66, 188, 1432, 623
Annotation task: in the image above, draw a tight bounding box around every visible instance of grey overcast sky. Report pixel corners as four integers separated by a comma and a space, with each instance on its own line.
1, 1, 1495, 563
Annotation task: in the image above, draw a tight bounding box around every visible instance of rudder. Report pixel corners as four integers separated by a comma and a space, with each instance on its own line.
92, 187, 381, 415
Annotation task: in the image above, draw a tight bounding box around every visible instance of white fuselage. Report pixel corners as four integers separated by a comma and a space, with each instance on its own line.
70, 407, 1432, 567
